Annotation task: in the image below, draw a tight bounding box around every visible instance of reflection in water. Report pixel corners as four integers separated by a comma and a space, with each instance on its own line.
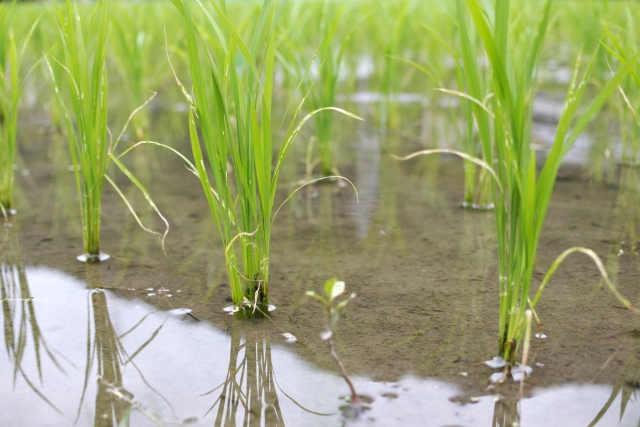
588, 347, 640, 427
0, 227, 65, 413
351, 113, 380, 239
80, 267, 172, 426
84, 288, 132, 426
2, 266, 640, 426
492, 396, 519, 427
205, 323, 285, 426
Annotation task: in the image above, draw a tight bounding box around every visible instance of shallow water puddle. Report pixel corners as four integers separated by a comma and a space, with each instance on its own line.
1, 267, 637, 426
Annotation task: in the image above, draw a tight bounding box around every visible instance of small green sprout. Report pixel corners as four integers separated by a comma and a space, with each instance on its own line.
306, 278, 358, 403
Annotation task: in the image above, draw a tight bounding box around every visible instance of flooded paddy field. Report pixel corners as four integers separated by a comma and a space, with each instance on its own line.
3, 0, 640, 425
4, 99, 640, 426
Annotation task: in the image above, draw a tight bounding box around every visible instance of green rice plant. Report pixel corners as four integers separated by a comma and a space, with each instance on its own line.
306, 278, 358, 404
397, 0, 639, 370
405, 16, 494, 209
0, 3, 39, 214
602, 12, 640, 167
111, 2, 162, 143
303, 3, 346, 177
168, 0, 359, 316
369, 0, 415, 130
279, 2, 362, 178
459, 0, 639, 367
46, 0, 167, 262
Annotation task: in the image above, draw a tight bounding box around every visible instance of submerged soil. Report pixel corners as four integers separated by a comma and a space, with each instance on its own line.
4, 101, 640, 426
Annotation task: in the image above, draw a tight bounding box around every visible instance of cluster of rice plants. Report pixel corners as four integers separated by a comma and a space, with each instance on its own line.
0, 3, 38, 216
169, 0, 358, 316
46, 0, 167, 262
300, 2, 346, 177
389, 0, 640, 375
455, 0, 638, 368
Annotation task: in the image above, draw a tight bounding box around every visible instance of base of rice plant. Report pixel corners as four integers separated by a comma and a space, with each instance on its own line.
77, 252, 111, 263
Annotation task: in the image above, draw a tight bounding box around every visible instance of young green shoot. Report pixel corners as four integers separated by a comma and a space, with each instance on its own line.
306, 278, 358, 404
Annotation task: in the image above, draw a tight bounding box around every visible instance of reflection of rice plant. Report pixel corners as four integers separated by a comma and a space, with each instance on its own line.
1, 228, 64, 413
307, 278, 358, 403
491, 395, 519, 427
588, 347, 640, 427
82, 290, 131, 426
78, 276, 171, 426
46, 0, 167, 262
0, 4, 38, 213
169, 0, 358, 316
204, 324, 286, 426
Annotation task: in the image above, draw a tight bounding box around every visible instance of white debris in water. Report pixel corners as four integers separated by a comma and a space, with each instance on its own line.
147, 293, 156, 297
145, 288, 154, 291
282, 333, 297, 344
169, 308, 192, 317
536, 362, 545, 367
535, 333, 547, 339
490, 372, 504, 383
320, 330, 333, 341
511, 365, 533, 383
484, 356, 508, 369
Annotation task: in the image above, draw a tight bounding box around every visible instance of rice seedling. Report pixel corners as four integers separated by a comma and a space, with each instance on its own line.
0, 3, 39, 215
111, 3, 162, 143
368, 0, 415, 129
460, 0, 639, 368
168, 0, 359, 316
397, 0, 639, 371
46, 0, 168, 262
602, 12, 640, 167
404, 15, 494, 209
300, 3, 346, 177
306, 278, 358, 404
